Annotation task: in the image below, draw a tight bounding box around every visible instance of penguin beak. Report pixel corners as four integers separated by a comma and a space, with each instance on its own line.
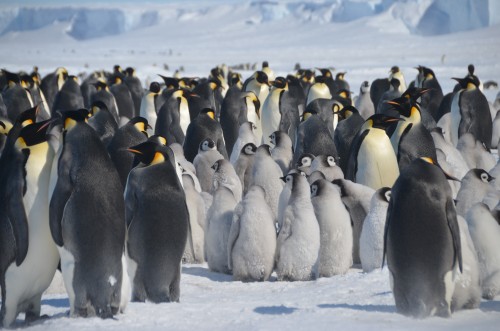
127, 148, 143, 155
280, 176, 286, 183
36, 119, 54, 133
385, 100, 400, 106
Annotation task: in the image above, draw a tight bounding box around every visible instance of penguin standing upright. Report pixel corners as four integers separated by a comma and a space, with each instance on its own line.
220, 85, 245, 156
125, 141, 188, 302
211, 159, 243, 203
109, 74, 136, 124
233, 142, 257, 195
140, 82, 161, 132
242, 71, 270, 107
333, 105, 364, 173
2, 70, 34, 122
270, 130, 293, 175
261, 77, 287, 145
311, 179, 352, 277
192, 79, 223, 120
49, 109, 126, 318
155, 89, 190, 145
90, 81, 120, 124
276, 172, 320, 281
384, 157, 462, 318
376, 78, 401, 118
346, 114, 400, 190
450, 76, 492, 149
40, 67, 67, 110
124, 67, 144, 116
0, 121, 59, 327
193, 138, 225, 193
88, 100, 119, 147
354, 81, 374, 120
51, 75, 84, 115
241, 91, 262, 143
415, 66, 443, 122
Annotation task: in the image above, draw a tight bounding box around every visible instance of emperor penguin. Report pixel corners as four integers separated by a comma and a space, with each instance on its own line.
383, 157, 463, 318
354, 81, 375, 119
376, 78, 401, 118
50, 109, 126, 318
241, 91, 262, 143
332, 178, 375, 265
155, 89, 190, 145
211, 159, 243, 203
51, 75, 84, 115
88, 100, 119, 147
40, 67, 67, 110
125, 141, 188, 302
457, 133, 496, 171
261, 77, 287, 145
415, 66, 444, 122
0, 121, 59, 327
309, 155, 344, 181
455, 169, 496, 217
24, 70, 50, 119
270, 130, 293, 175
124, 67, 144, 116
465, 203, 500, 300
183, 108, 228, 162
296, 153, 315, 175
261, 61, 275, 82
206, 185, 238, 274
109, 74, 136, 123
107, 116, 149, 187
233, 142, 257, 195
276, 172, 320, 281
306, 76, 332, 106
2, 70, 35, 122
182, 169, 206, 264
220, 85, 245, 156
242, 71, 270, 107
250, 144, 285, 223
227, 185, 276, 282
311, 179, 352, 277
139, 82, 161, 131
346, 114, 400, 190
359, 187, 391, 273
370, 66, 406, 107
333, 105, 365, 173
230, 122, 258, 164
277, 169, 303, 229
90, 80, 120, 124
450, 76, 492, 149
193, 138, 224, 193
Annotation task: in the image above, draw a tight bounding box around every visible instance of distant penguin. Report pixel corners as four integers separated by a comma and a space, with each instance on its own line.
125, 141, 188, 302
309, 155, 344, 181
457, 133, 496, 171
384, 157, 462, 318
0, 121, 59, 327
90, 80, 120, 124
355, 81, 375, 119
241, 91, 262, 143
261, 61, 275, 82
333, 105, 364, 173
193, 138, 224, 193
270, 130, 293, 175
370, 66, 406, 107
227, 185, 276, 281
250, 144, 284, 222
124, 67, 144, 116
50, 109, 126, 318
170, 142, 196, 175
359, 187, 390, 273
376, 78, 401, 118
183, 108, 228, 162
332, 178, 374, 265
261, 77, 287, 145
40, 67, 67, 110
88, 100, 119, 147
455, 169, 496, 217
182, 169, 206, 264
220, 86, 245, 156
296, 153, 315, 175
306, 77, 332, 106
155, 89, 190, 145
140, 82, 161, 131
107, 116, 149, 187
450, 76, 492, 149
452, 216, 481, 311
51, 75, 84, 115
211, 159, 243, 203
466, 203, 500, 300
2, 70, 34, 122
416, 66, 444, 122
346, 114, 400, 190
276, 172, 320, 281
206, 186, 238, 274
311, 179, 352, 277
230, 122, 257, 164
335, 72, 350, 93
242, 71, 270, 107
109, 74, 136, 123
233, 143, 257, 195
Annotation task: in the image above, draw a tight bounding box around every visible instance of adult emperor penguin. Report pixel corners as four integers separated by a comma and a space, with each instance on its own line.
50, 109, 126, 318
370, 66, 407, 107
359, 187, 390, 273
0, 121, 59, 327
261, 77, 287, 145
230, 122, 257, 164
125, 141, 188, 302
155, 88, 190, 145
276, 172, 320, 281
261, 61, 276, 82
233, 142, 257, 195
241, 91, 262, 143
88, 100, 119, 147
270, 130, 293, 175
107, 116, 149, 187
450, 76, 492, 149
109, 74, 136, 124
354, 81, 375, 120
124, 67, 144, 116
242, 71, 270, 107
139, 82, 161, 132
2, 70, 34, 122
311, 179, 352, 277
465, 203, 500, 300
40, 67, 67, 110
306, 76, 332, 106
51, 75, 84, 116
90, 80, 120, 124
383, 157, 462, 318
220, 85, 245, 156
415, 66, 444, 122
376, 78, 401, 118
183, 108, 228, 162
227, 185, 276, 282
193, 138, 225, 193
346, 114, 400, 190
333, 105, 365, 173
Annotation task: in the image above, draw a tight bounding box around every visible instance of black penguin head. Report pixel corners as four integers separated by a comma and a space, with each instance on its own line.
59, 109, 89, 131
255, 71, 269, 85
422, 66, 435, 80
158, 75, 179, 90
230, 72, 242, 86
113, 65, 122, 74
310, 178, 328, 198
272, 77, 287, 89
2, 69, 21, 87
365, 114, 401, 130
241, 142, 257, 156
390, 66, 400, 74
337, 89, 351, 100
14, 119, 51, 150
316, 68, 332, 78
148, 134, 167, 146
200, 108, 216, 120
149, 82, 161, 94
389, 78, 401, 90
125, 67, 136, 77
336, 72, 346, 80
297, 153, 314, 168
301, 109, 317, 122
377, 187, 392, 203
262, 61, 269, 69
419, 157, 460, 181
93, 80, 108, 91
129, 116, 150, 136
89, 100, 108, 116
325, 155, 337, 167
269, 131, 280, 146
20, 74, 34, 88
472, 169, 494, 183
200, 138, 216, 152
257, 144, 272, 156
127, 141, 170, 166
208, 78, 222, 91
452, 76, 478, 90
468, 64, 475, 76
16, 105, 39, 127
335, 105, 359, 120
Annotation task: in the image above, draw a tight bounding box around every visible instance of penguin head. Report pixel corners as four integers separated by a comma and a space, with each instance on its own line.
255, 71, 270, 86
316, 68, 332, 78
334, 105, 358, 120
336, 72, 346, 81
148, 134, 167, 146
288, 172, 308, 194
422, 66, 435, 81
158, 75, 179, 90
59, 109, 89, 131
297, 153, 314, 168
14, 119, 51, 150
16, 105, 39, 128
125, 67, 136, 77
200, 138, 216, 152
365, 114, 401, 130
208, 78, 222, 91
472, 169, 494, 183
390, 66, 400, 74
129, 116, 150, 137
452, 76, 478, 90
20, 74, 34, 89
419, 157, 460, 181
113, 65, 123, 74
269, 131, 280, 146
325, 155, 337, 167
310, 178, 329, 198
262, 61, 269, 69
89, 100, 108, 117
256, 144, 272, 157
337, 89, 351, 100
2, 69, 20, 87
271, 77, 287, 89
230, 72, 242, 87
241, 143, 257, 156
301, 109, 318, 122
56, 67, 68, 79
376, 187, 391, 203
198, 108, 215, 120
149, 82, 161, 94
360, 81, 370, 93
389, 78, 400, 91
128, 141, 171, 166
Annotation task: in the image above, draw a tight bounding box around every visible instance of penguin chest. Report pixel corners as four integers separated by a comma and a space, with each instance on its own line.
179, 98, 190, 135
262, 92, 282, 141
450, 91, 462, 147
357, 129, 399, 190
140, 95, 157, 129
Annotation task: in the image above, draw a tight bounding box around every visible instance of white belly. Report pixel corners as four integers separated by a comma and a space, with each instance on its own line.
179, 98, 190, 135
261, 91, 282, 145
450, 91, 462, 147
58, 246, 76, 316
140, 94, 157, 131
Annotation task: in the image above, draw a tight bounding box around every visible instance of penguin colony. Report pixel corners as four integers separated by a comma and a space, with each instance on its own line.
0, 61, 499, 326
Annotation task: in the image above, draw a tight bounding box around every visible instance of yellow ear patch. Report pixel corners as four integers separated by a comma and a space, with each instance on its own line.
466, 82, 476, 90
134, 122, 146, 132
209, 82, 218, 90
158, 136, 167, 145
64, 118, 77, 131
207, 111, 215, 120
21, 119, 34, 128
15, 137, 27, 150
151, 152, 165, 165
339, 91, 347, 98
420, 157, 434, 164
303, 112, 312, 121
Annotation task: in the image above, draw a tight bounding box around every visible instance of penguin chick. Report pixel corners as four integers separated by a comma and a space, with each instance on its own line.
277, 169, 303, 229
170, 142, 196, 175
227, 185, 276, 282
311, 179, 352, 277
233, 142, 257, 195
359, 187, 390, 273
355, 81, 375, 120
456, 169, 497, 217
211, 159, 243, 203
276, 172, 320, 281
230, 122, 257, 164
296, 153, 315, 175
193, 138, 224, 192
466, 203, 500, 300
270, 130, 293, 175
310, 154, 344, 181
457, 133, 496, 171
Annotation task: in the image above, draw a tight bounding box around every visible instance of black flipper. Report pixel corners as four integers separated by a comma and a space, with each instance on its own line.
446, 198, 463, 273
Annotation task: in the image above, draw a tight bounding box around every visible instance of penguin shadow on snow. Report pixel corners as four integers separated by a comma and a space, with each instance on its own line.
317, 303, 396, 314
182, 265, 233, 282
253, 305, 298, 315
480, 299, 500, 312
6, 309, 69, 329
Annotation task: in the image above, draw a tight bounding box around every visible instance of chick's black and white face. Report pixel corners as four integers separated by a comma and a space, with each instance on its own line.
270, 133, 276, 145
479, 170, 493, 183
384, 190, 391, 202
300, 156, 312, 167
326, 155, 336, 167
310, 184, 319, 197
201, 139, 215, 151
244, 144, 256, 155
